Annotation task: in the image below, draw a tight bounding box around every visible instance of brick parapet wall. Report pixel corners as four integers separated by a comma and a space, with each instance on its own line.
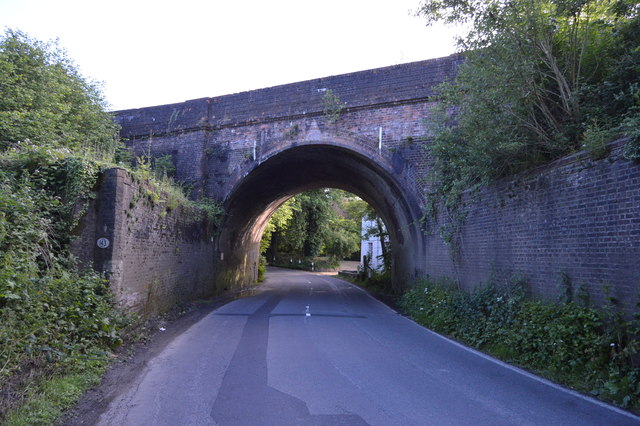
115, 54, 461, 139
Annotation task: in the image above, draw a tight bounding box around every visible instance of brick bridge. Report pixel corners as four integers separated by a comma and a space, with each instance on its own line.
115, 55, 462, 291
101, 54, 638, 315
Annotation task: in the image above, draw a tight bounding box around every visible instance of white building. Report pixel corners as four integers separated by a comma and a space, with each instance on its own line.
360, 218, 387, 271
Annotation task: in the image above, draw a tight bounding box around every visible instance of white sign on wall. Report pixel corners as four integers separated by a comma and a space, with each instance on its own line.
96, 237, 110, 249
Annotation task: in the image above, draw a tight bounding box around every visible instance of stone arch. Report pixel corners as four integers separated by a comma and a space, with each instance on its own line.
214, 141, 426, 292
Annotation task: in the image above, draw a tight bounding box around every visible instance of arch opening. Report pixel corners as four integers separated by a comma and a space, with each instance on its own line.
259, 189, 386, 277
214, 144, 425, 292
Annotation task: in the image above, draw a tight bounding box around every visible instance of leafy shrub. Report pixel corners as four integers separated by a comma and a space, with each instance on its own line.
0, 148, 129, 419
257, 255, 267, 282
400, 277, 461, 334
510, 302, 606, 378
582, 122, 612, 160
621, 114, 640, 161
322, 89, 345, 124
192, 197, 224, 227
363, 269, 393, 294
400, 275, 640, 410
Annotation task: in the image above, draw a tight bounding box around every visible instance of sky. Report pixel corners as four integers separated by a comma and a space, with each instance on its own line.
1, 0, 459, 111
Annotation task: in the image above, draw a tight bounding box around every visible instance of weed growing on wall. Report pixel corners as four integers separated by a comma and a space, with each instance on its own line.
123, 149, 224, 226
193, 197, 224, 228
322, 89, 346, 125
400, 276, 640, 410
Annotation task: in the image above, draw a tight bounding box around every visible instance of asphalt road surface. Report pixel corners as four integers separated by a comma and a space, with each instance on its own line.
96, 268, 640, 425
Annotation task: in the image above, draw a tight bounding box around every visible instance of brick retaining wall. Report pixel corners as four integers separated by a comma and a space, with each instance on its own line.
72, 168, 218, 316
423, 139, 640, 310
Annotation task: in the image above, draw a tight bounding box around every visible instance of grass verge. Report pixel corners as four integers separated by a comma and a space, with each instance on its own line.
3, 358, 107, 425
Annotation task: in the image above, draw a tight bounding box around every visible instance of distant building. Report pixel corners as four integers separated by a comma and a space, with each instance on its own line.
360, 218, 387, 272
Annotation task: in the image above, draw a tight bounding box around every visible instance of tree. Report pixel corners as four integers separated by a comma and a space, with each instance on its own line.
419, 0, 640, 245
0, 29, 120, 159
260, 197, 300, 255
324, 224, 359, 260
323, 191, 362, 260
264, 189, 364, 261
278, 189, 335, 258
419, 0, 640, 193
361, 204, 391, 270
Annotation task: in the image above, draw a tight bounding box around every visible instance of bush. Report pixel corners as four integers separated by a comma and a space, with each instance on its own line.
0, 30, 130, 422
400, 275, 640, 410
621, 114, 640, 161
257, 255, 267, 282
509, 302, 606, 378
0, 148, 128, 420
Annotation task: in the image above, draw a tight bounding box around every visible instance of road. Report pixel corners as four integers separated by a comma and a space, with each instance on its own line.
95, 268, 639, 425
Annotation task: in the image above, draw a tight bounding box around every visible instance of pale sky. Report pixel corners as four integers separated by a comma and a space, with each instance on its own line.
1, 0, 459, 111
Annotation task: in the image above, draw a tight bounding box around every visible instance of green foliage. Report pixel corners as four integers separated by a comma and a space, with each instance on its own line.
192, 197, 224, 227
302, 190, 333, 257
4, 361, 107, 426
510, 302, 606, 377
0, 31, 130, 420
0, 148, 128, 421
154, 154, 176, 179
125, 151, 223, 226
0, 144, 101, 264
621, 113, 640, 160
259, 197, 300, 254
277, 189, 334, 257
400, 275, 640, 409
361, 269, 394, 295
419, 0, 640, 243
0, 29, 120, 160
266, 189, 363, 262
324, 221, 360, 260
257, 255, 267, 282
583, 121, 612, 160
329, 192, 368, 261
322, 89, 346, 124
